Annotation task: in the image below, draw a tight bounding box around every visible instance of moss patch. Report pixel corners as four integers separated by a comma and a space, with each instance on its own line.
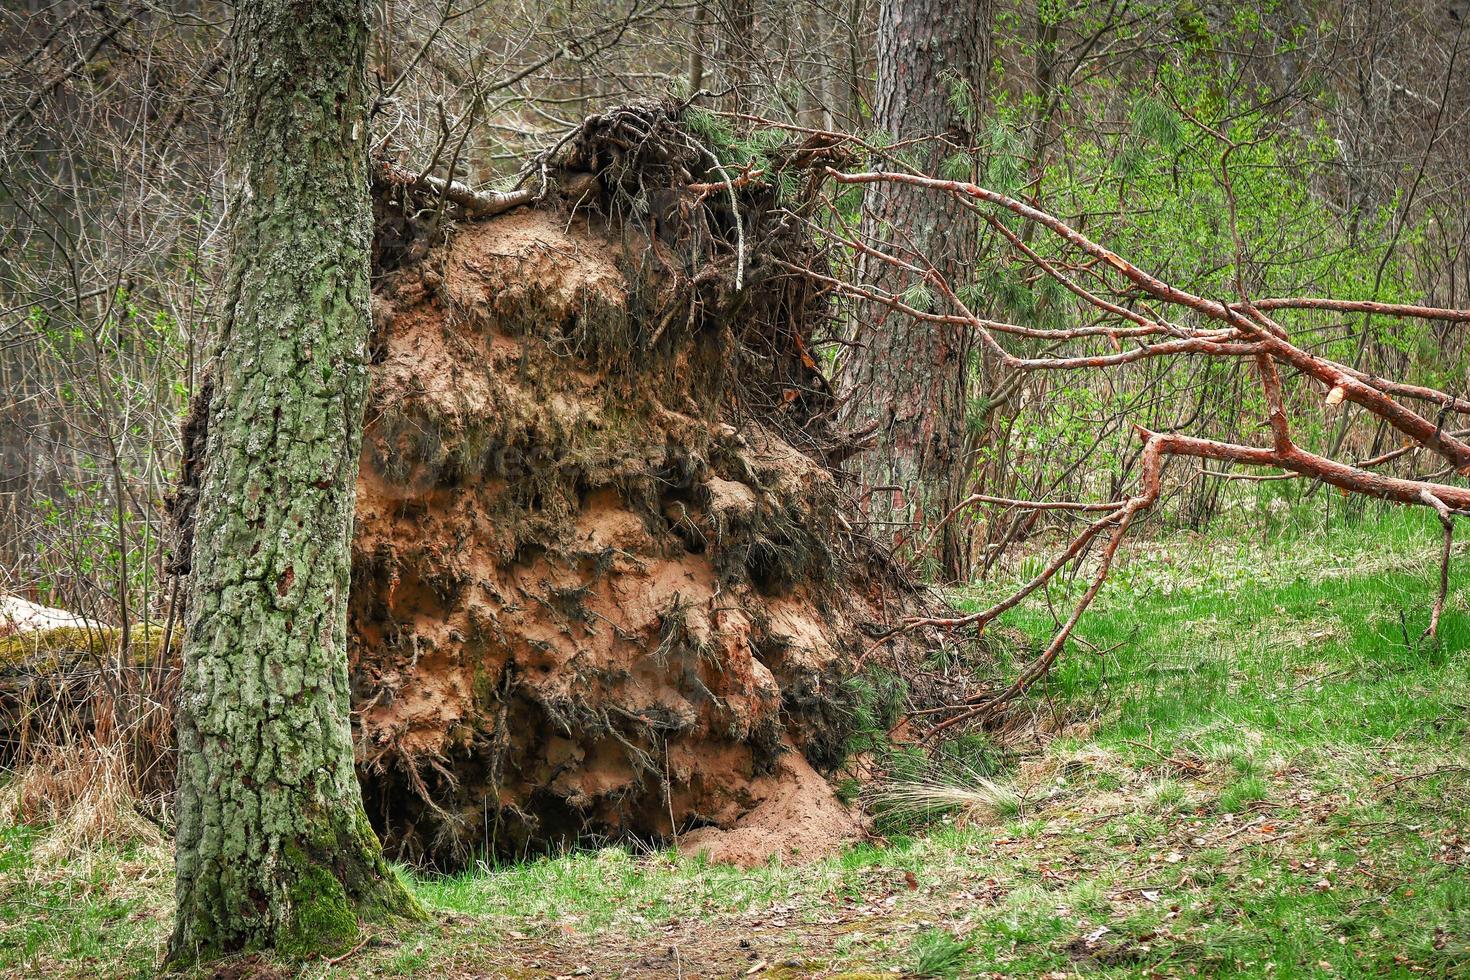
279, 865, 360, 959
0, 624, 174, 669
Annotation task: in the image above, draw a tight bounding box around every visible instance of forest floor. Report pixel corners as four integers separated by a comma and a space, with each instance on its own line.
2, 506, 1468, 978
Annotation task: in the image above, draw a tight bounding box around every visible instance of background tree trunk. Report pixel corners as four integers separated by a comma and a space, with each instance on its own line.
689, 1, 707, 93
838, 0, 990, 581
716, 0, 759, 112
168, 0, 422, 962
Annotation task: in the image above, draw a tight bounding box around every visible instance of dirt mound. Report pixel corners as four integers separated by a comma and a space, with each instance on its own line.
676, 740, 865, 867
352, 209, 879, 864
348, 108, 920, 865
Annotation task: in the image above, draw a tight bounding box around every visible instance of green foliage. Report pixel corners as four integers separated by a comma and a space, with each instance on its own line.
899, 282, 936, 313
681, 106, 730, 147
863, 127, 896, 152
1130, 94, 1183, 150
981, 120, 1025, 197
949, 49, 1436, 512
939, 152, 972, 182
909, 927, 975, 978
943, 71, 979, 130
683, 107, 790, 180
842, 667, 908, 756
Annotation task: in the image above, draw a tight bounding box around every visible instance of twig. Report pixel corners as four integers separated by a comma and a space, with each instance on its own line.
322, 936, 371, 966
378, 160, 536, 218
1422, 490, 1455, 641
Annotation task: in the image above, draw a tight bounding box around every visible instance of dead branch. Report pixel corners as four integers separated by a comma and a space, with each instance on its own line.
1420, 489, 1455, 641
792, 164, 1470, 729
828, 168, 1470, 468
377, 159, 536, 217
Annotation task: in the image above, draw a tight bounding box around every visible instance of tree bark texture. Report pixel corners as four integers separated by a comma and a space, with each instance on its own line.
839, 0, 989, 581
169, 0, 422, 962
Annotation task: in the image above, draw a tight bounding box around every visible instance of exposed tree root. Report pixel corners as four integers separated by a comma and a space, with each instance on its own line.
350, 102, 936, 865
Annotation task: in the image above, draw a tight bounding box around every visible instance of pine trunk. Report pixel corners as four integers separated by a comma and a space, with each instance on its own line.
168, 0, 422, 962
839, 0, 989, 581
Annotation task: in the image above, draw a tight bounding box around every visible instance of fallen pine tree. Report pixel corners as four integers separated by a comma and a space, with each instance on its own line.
780, 141, 1470, 733
163, 100, 944, 867
20, 102, 1463, 867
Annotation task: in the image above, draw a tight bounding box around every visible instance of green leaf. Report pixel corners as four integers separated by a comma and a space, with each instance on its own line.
900, 283, 937, 313
940, 153, 973, 182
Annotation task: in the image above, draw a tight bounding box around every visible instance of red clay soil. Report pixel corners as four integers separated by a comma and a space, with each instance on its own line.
677, 740, 864, 867
348, 206, 905, 866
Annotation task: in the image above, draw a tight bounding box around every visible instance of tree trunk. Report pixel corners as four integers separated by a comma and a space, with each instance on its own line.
717, 0, 759, 112
838, 0, 990, 581
689, 0, 707, 93
168, 0, 422, 962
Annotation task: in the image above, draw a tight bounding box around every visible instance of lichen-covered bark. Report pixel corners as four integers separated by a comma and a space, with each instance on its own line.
838, 0, 990, 581
168, 0, 422, 962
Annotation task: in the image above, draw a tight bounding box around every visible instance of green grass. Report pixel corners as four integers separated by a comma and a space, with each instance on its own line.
910, 926, 975, 977
975, 505, 1469, 766
0, 826, 168, 978
2, 505, 1467, 977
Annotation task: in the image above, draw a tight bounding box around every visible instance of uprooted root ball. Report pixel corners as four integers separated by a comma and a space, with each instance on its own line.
351, 105, 926, 865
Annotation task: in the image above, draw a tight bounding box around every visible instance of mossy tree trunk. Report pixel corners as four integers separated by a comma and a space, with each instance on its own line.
838, 0, 990, 582
168, 0, 423, 963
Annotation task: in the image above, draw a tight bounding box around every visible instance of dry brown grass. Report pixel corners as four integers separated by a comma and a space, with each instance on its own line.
2, 647, 176, 860
866, 764, 1023, 828
1, 735, 165, 858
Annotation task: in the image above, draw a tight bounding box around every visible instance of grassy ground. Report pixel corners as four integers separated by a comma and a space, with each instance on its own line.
2, 506, 1467, 978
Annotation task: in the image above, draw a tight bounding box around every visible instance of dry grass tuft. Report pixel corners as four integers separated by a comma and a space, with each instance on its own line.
867, 765, 1022, 827
1, 736, 165, 858
0, 615, 178, 859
